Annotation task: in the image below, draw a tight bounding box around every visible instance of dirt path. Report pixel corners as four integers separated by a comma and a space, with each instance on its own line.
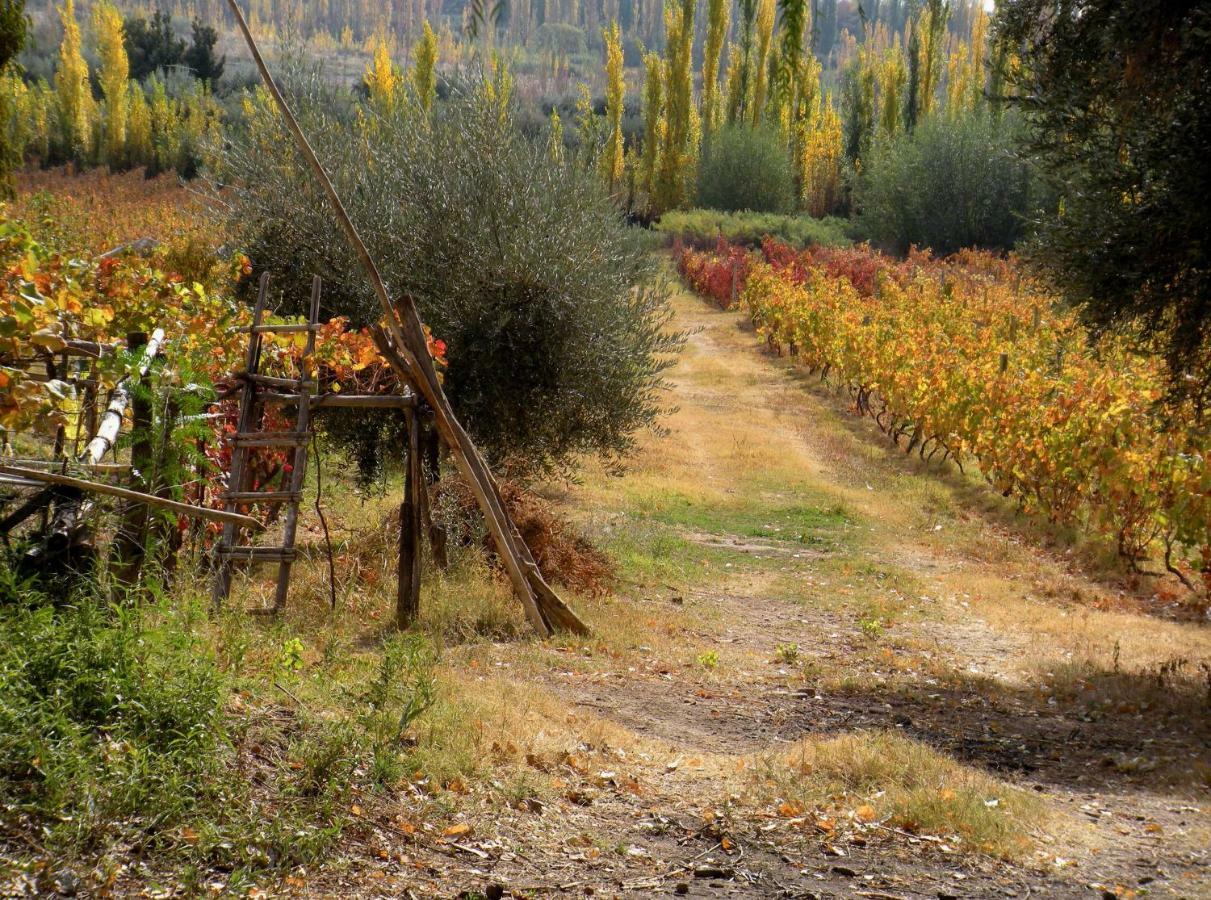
331, 286, 1210, 899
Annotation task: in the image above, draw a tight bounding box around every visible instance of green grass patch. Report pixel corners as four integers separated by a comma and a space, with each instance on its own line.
631, 488, 849, 546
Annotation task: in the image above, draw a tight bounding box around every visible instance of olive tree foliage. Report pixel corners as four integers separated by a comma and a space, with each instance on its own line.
215, 66, 682, 480
994, 0, 1211, 406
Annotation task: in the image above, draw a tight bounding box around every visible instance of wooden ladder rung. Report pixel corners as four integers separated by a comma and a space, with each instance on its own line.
242, 372, 316, 391
218, 546, 297, 562
229, 431, 310, 448
222, 490, 302, 503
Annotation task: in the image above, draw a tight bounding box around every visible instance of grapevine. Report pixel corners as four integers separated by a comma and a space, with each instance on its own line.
677, 239, 1211, 595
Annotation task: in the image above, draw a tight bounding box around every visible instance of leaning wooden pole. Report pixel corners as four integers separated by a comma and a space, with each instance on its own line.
223, 0, 587, 637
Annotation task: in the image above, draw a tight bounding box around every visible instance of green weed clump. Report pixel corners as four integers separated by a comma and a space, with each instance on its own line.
655, 208, 853, 250
0, 597, 226, 856
0, 589, 443, 887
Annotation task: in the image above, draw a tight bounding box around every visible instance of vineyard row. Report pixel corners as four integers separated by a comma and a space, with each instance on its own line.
676, 238, 1210, 595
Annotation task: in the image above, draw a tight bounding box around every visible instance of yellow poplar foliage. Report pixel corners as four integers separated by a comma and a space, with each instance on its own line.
599, 20, 625, 192
947, 4, 988, 115
655, 0, 696, 211
483, 52, 513, 126
412, 20, 438, 113
800, 93, 842, 217
640, 50, 663, 201
55, 0, 92, 157
878, 41, 907, 137
28, 81, 54, 160
92, 1, 129, 167
701, 0, 729, 134
364, 37, 401, 114
125, 81, 152, 163
0, 69, 31, 174
723, 42, 743, 125
916, 1, 948, 119
751, 0, 777, 126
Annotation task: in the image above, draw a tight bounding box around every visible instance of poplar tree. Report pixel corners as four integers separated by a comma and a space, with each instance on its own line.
877, 41, 906, 137
654, 0, 694, 210
723, 43, 743, 125
701, 0, 729, 135
599, 19, 624, 193
639, 48, 663, 203
750, 0, 776, 126
0, 0, 26, 191
125, 80, 152, 165
412, 20, 438, 113
727, 0, 757, 126
904, 15, 920, 131
917, 0, 949, 119
54, 0, 91, 160
93, 1, 128, 168
841, 46, 876, 165
772, 0, 808, 135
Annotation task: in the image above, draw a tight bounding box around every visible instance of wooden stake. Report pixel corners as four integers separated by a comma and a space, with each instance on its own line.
0, 465, 265, 531
112, 332, 155, 585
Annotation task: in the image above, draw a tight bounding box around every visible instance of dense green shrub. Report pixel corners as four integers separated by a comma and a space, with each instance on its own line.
219, 73, 681, 480
696, 125, 795, 214
655, 208, 853, 250
855, 111, 1038, 254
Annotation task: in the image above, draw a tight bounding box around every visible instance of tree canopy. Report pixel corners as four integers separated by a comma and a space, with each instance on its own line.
994, 0, 1211, 406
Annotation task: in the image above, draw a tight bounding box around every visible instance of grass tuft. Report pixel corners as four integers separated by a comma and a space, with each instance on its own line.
749, 730, 1045, 859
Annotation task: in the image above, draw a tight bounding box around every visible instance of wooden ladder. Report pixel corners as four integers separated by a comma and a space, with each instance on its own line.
212, 273, 323, 613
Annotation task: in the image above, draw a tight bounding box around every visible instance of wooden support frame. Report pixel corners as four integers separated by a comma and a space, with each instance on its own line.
212, 273, 271, 607
225, 0, 588, 638
269, 275, 324, 613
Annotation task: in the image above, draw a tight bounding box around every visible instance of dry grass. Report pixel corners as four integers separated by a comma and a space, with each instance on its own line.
743, 731, 1047, 860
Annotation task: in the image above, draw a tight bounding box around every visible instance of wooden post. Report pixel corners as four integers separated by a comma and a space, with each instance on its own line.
150, 395, 183, 581
397, 405, 422, 629
112, 332, 155, 586
421, 413, 448, 570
